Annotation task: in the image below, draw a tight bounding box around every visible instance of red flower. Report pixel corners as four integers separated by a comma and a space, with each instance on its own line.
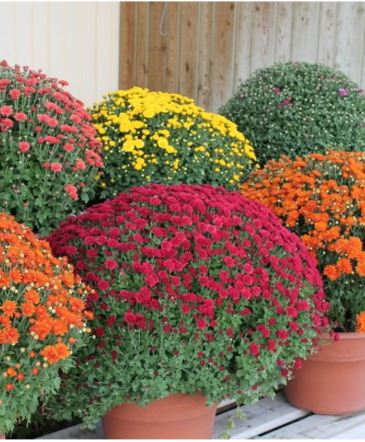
97, 280, 110, 291
104, 259, 118, 270
196, 318, 207, 330
249, 343, 260, 356
94, 327, 106, 337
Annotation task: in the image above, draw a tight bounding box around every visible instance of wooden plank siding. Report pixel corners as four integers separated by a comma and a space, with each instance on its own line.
119, 1, 365, 113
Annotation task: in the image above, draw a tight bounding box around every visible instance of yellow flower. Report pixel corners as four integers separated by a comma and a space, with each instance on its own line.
157, 138, 169, 149
143, 108, 155, 119
122, 140, 135, 152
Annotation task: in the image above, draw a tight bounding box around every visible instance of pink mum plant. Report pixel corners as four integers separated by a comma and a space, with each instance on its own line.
0, 61, 103, 236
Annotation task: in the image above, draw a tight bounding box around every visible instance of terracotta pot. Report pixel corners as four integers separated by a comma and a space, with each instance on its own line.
285, 332, 365, 414
102, 393, 218, 439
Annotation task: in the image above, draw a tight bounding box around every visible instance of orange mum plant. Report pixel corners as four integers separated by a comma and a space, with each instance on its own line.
241, 149, 365, 333
0, 213, 93, 436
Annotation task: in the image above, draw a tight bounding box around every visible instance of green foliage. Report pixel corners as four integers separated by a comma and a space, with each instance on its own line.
219, 61, 365, 166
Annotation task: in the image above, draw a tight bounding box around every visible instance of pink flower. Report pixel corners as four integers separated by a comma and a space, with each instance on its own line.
24, 86, 35, 95
70, 114, 82, 123
14, 112, 27, 122
73, 158, 86, 171
64, 143, 74, 152
45, 136, 60, 144
50, 163, 62, 172
18, 141, 30, 153
9, 89, 21, 100
338, 88, 348, 96
1, 118, 13, 129
65, 183, 79, 200
47, 117, 59, 127
38, 114, 51, 124
0, 105, 13, 116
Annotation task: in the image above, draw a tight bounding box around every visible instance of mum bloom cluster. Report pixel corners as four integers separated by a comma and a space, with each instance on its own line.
46, 183, 330, 428
241, 149, 365, 331
0, 60, 104, 236
220, 61, 365, 165
91, 87, 256, 199
0, 213, 93, 434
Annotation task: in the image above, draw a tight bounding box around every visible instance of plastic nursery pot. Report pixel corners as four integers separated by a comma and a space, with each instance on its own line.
284, 333, 365, 415
102, 393, 218, 439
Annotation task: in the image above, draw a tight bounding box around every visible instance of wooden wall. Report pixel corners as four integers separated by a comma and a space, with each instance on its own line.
119, 2, 365, 112
0, 2, 120, 107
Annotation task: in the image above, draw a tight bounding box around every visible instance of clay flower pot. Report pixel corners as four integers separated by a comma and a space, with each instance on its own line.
102, 393, 218, 439
284, 333, 365, 414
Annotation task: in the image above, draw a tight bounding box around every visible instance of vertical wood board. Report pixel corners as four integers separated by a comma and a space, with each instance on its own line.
179, 2, 199, 99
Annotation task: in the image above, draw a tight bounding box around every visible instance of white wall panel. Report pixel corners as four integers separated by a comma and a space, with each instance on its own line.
0, 1, 120, 107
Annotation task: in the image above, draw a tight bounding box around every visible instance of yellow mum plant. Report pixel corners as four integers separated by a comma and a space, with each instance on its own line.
90, 87, 257, 199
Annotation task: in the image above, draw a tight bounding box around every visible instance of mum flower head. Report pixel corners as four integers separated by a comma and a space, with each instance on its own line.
0, 60, 104, 236
46, 183, 330, 429
241, 149, 365, 331
90, 87, 257, 199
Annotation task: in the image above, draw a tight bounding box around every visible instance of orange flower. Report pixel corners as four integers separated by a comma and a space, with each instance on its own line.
335, 258, 353, 277
323, 265, 339, 281
0, 327, 19, 344
9, 268, 22, 283
356, 260, 365, 278
357, 312, 365, 333
69, 297, 85, 312
41, 343, 70, 364
51, 319, 68, 336
0, 300, 17, 316
30, 320, 52, 340
21, 302, 36, 317
6, 367, 17, 377
24, 289, 40, 305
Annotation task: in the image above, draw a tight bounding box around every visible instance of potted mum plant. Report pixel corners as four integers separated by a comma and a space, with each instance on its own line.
219, 61, 365, 166
241, 149, 365, 414
90, 87, 257, 199
0, 60, 104, 236
0, 212, 93, 437
46, 183, 330, 439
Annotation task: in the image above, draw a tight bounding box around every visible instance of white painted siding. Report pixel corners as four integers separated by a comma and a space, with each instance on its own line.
0, 2, 120, 107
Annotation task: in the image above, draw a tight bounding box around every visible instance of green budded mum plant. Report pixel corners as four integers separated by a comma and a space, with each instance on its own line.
0, 60, 104, 236
90, 87, 257, 199
46, 183, 330, 429
219, 61, 365, 166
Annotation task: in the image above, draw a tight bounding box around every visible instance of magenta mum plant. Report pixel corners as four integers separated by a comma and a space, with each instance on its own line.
0, 60, 103, 236
46, 184, 331, 428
